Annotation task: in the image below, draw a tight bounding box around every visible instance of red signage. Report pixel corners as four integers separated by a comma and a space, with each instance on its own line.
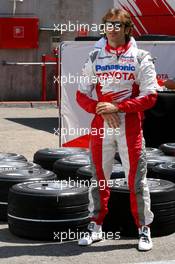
0, 17, 39, 48
114, 0, 175, 36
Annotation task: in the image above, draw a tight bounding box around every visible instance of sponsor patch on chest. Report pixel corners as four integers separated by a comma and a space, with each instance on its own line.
96, 71, 135, 81
96, 64, 135, 71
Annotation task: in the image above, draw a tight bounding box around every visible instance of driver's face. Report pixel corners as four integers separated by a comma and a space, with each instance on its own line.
105, 16, 126, 43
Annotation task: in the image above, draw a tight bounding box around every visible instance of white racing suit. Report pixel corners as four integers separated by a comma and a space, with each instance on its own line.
76, 40, 158, 227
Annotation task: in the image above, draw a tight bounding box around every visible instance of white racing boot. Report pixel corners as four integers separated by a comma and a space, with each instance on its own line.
138, 226, 153, 251
78, 221, 103, 246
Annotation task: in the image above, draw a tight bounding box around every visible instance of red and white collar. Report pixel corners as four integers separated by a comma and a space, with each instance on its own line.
105, 40, 131, 56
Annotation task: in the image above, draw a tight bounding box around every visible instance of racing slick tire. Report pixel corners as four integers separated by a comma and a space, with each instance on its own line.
146, 156, 175, 178
0, 168, 56, 221
151, 163, 175, 183
76, 163, 125, 184
53, 154, 90, 181
146, 147, 164, 157
102, 178, 175, 237
75, 165, 92, 185
0, 161, 41, 173
8, 181, 89, 241
159, 143, 175, 156
33, 147, 89, 170
0, 153, 27, 162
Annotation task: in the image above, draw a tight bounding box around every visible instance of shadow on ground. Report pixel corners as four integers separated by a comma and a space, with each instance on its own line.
0, 226, 137, 258
5, 118, 59, 134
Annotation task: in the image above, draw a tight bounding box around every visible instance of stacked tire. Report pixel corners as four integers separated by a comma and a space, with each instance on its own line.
0, 166, 57, 221
76, 163, 125, 182
0, 159, 56, 220
103, 178, 175, 237
33, 147, 89, 170
8, 181, 89, 241
146, 147, 164, 157
53, 154, 91, 181
0, 152, 27, 162
5, 145, 175, 240
106, 145, 175, 236
147, 155, 175, 179
0, 161, 40, 173
159, 143, 175, 156
151, 163, 175, 183
147, 144, 175, 182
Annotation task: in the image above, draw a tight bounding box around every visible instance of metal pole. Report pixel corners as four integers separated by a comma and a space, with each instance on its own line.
2, 62, 56, 66
41, 55, 47, 101
58, 43, 62, 147
55, 49, 59, 107
13, 0, 16, 15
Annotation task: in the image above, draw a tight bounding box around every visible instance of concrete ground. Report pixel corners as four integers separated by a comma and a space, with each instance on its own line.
0, 104, 59, 161
0, 106, 175, 264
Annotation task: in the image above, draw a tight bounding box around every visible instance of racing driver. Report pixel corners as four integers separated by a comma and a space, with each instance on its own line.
76, 8, 158, 251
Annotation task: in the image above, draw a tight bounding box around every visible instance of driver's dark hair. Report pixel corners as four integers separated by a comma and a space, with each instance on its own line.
102, 8, 134, 42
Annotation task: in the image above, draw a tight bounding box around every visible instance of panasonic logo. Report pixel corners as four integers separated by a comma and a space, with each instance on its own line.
96, 64, 135, 72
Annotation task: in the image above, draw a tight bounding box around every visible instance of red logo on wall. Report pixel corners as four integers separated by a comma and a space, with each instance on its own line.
114, 0, 175, 36
13, 26, 24, 38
